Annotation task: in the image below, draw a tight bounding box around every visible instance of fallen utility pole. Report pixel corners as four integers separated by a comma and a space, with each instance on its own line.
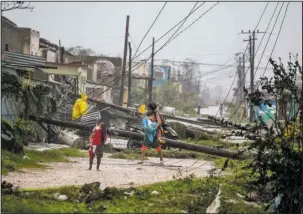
70, 92, 217, 126
28, 115, 247, 160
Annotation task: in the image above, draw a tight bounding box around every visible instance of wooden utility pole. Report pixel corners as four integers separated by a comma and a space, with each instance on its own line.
148, 37, 155, 103
28, 115, 247, 160
127, 42, 132, 107
119, 15, 130, 106
241, 30, 265, 122
242, 53, 246, 101
301, 66, 303, 214
236, 56, 242, 104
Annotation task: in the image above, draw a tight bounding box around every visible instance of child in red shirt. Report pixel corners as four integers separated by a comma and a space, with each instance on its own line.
88, 119, 107, 170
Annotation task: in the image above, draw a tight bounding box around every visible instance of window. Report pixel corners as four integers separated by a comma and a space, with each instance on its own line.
87, 69, 93, 81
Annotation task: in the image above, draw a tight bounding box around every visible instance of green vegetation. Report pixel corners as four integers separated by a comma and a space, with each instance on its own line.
2, 175, 265, 213
2, 148, 86, 175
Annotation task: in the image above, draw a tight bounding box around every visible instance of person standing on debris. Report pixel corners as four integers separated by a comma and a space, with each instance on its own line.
88, 119, 108, 170
138, 111, 164, 165
72, 93, 88, 121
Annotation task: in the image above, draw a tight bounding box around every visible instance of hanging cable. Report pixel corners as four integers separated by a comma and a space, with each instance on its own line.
132, 2, 168, 59
216, 2, 288, 143
87, 2, 218, 104
225, 2, 285, 123
86, 2, 206, 98
131, 2, 206, 62
213, 1, 276, 118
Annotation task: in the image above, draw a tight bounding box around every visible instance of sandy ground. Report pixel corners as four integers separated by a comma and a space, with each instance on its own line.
2, 154, 214, 189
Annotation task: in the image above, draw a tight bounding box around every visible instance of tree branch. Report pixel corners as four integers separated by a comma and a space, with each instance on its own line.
1, 2, 34, 12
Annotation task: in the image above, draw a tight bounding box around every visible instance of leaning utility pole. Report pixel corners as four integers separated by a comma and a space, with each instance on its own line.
236, 56, 242, 104
241, 30, 265, 122
119, 15, 130, 106
148, 37, 155, 103
127, 42, 132, 107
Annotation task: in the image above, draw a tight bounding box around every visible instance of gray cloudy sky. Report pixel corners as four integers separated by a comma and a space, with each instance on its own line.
3, 1, 302, 101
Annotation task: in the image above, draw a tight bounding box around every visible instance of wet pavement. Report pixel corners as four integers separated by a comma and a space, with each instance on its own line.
2, 154, 214, 189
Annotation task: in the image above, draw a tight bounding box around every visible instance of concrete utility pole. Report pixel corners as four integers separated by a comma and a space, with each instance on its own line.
148, 37, 155, 103
241, 29, 265, 122
119, 15, 130, 106
127, 42, 132, 107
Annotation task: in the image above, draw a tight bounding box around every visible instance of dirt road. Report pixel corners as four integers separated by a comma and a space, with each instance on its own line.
2, 154, 214, 189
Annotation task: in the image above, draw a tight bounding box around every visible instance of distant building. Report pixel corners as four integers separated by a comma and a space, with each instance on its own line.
76, 55, 123, 105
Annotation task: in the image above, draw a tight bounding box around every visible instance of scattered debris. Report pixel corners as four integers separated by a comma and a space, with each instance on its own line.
23, 155, 30, 160
78, 182, 103, 203
206, 186, 221, 213
1, 181, 19, 195
244, 200, 261, 208
151, 190, 159, 195
227, 199, 237, 203
124, 191, 134, 196
54, 192, 60, 199
57, 195, 68, 201
236, 193, 245, 199
246, 191, 259, 201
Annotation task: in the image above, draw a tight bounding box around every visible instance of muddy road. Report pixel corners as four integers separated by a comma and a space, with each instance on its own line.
2, 154, 214, 189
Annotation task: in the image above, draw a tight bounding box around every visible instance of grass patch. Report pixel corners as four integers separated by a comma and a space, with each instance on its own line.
1, 148, 86, 175
2, 176, 266, 213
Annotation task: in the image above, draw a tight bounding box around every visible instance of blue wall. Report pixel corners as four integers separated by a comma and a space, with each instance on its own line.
149, 65, 170, 86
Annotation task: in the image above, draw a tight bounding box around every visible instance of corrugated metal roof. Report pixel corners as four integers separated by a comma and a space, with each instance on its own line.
1, 51, 57, 69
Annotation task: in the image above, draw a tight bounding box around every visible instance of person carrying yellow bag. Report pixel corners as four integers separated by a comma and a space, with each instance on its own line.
72, 93, 88, 120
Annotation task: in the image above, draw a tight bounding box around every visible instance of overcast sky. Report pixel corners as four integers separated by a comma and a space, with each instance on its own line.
3, 1, 302, 101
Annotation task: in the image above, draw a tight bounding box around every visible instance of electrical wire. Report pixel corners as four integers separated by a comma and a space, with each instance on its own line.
86, 2, 207, 100
87, 2, 218, 106
155, 2, 200, 54
177, 62, 235, 82
229, 2, 286, 124
128, 2, 218, 77
225, 2, 285, 123
218, 2, 288, 144
153, 59, 273, 69
132, 2, 168, 59
213, 1, 276, 119
128, 2, 204, 72
131, 2, 206, 62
